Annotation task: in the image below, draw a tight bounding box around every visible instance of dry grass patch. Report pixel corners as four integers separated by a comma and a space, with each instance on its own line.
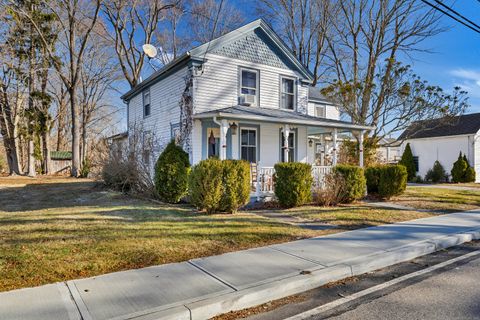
391, 187, 480, 213
0, 177, 320, 292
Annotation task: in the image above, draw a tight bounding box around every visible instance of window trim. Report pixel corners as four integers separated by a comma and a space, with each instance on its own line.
279, 75, 297, 111
239, 127, 258, 163
142, 88, 151, 118
314, 103, 326, 118
238, 67, 260, 107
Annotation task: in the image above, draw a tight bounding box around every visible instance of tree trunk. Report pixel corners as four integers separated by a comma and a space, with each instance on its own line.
42, 129, 51, 174
27, 138, 35, 177
3, 135, 22, 175
69, 87, 80, 177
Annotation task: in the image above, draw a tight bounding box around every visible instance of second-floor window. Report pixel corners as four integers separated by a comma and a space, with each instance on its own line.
143, 88, 151, 117
280, 77, 295, 110
315, 104, 326, 118
239, 68, 258, 106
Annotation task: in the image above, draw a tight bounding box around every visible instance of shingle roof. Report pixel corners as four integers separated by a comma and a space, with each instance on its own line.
194, 105, 373, 130
308, 87, 334, 104
398, 113, 480, 140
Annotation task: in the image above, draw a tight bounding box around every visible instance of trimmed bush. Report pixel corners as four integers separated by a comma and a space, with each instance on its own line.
399, 143, 416, 181
365, 166, 381, 194
451, 152, 468, 183
333, 165, 366, 203
465, 166, 476, 183
188, 158, 250, 213
154, 140, 190, 203
425, 160, 446, 183
220, 160, 251, 213
188, 158, 224, 213
313, 171, 346, 206
378, 165, 407, 198
274, 162, 313, 208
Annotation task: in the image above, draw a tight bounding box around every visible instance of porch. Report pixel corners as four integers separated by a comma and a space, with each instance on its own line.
193, 106, 373, 199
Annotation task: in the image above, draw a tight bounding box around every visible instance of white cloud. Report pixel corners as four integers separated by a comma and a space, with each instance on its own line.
450, 68, 480, 98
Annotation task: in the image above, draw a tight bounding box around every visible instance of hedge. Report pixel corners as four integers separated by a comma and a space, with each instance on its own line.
188, 158, 250, 213
274, 162, 313, 208
154, 140, 190, 203
365, 164, 407, 199
333, 165, 366, 203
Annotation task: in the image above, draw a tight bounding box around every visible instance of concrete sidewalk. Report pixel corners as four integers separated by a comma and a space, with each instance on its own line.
2, 210, 480, 320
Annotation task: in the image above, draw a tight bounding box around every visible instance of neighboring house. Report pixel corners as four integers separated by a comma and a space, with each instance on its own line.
399, 113, 480, 182
377, 137, 402, 164
121, 19, 373, 193
49, 151, 72, 174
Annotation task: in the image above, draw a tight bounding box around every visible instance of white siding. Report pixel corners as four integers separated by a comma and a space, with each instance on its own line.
403, 135, 474, 179
128, 66, 188, 156
194, 54, 308, 113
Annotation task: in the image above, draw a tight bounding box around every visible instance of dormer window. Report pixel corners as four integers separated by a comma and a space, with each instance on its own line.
239, 68, 259, 106
280, 77, 295, 110
143, 88, 151, 118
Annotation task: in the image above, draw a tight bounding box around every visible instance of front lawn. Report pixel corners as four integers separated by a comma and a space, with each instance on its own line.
0, 177, 320, 292
391, 186, 480, 213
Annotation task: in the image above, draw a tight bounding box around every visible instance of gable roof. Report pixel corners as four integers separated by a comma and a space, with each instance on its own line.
308, 87, 334, 104
121, 19, 314, 101
398, 113, 480, 140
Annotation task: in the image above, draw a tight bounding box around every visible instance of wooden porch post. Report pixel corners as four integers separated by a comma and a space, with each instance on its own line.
359, 130, 365, 168
220, 120, 228, 160
283, 124, 290, 162
332, 128, 338, 166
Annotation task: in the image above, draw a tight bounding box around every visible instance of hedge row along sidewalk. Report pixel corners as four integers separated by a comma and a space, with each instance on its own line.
3, 208, 480, 320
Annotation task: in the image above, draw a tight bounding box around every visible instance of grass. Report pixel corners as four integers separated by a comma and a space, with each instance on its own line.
391, 186, 480, 213
0, 177, 320, 292
260, 205, 435, 229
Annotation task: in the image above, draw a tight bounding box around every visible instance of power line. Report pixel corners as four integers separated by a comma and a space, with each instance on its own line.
432, 0, 480, 30
420, 0, 480, 34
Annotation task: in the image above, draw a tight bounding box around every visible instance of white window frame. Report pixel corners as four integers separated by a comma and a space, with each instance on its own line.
143, 88, 151, 118
239, 67, 259, 107
314, 104, 326, 118
240, 127, 257, 163
280, 76, 296, 110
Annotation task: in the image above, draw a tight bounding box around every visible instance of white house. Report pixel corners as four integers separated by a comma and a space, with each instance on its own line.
121, 19, 373, 193
399, 113, 480, 183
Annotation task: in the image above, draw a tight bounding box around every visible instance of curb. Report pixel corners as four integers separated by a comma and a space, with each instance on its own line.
137, 228, 480, 320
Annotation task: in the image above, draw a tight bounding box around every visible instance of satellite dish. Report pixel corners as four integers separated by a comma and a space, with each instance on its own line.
142, 44, 158, 58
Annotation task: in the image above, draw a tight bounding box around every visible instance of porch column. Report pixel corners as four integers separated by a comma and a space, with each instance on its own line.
358, 130, 365, 168
220, 120, 228, 160
283, 124, 290, 162
332, 128, 338, 166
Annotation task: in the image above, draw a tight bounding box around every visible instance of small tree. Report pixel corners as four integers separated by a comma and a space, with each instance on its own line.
451, 152, 468, 183
425, 161, 446, 183
399, 143, 416, 181
154, 140, 190, 203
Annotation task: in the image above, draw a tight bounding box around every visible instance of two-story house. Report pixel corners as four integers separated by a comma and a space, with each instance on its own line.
121, 19, 372, 193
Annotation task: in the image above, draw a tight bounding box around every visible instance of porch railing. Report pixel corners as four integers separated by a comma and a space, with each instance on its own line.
252, 165, 333, 197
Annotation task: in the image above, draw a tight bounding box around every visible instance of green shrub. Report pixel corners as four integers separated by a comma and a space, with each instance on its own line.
189, 159, 251, 213
79, 158, 91, 178
365, 166, 381, 194
154, 140, 190, 203
188, 158, 224, 213
378, 165, 407, 198
451, 152, 468, 183
425, 160, 446, 183
220, 160, 251, 213
274, 162, 313, 208
399, 143, 416, 181
465, 166, 476, 183
333, 165, 366, 203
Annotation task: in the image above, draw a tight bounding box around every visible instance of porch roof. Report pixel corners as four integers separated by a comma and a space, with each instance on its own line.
194, 105, 373, 131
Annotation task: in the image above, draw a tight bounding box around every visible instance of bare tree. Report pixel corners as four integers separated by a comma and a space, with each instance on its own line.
257, 0, 334, 85
102, 0, 177, 88
13, 0, 102, 177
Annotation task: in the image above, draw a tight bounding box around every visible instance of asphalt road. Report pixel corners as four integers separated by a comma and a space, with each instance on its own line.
245, 242, 480, 320
327, 256, 480, 320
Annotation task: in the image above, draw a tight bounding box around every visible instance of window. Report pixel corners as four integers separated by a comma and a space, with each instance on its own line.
143, 89, 151, 117
240, 129, 257, 163
413, 156, 419, 172
280, 77, 295, 110
239, 68, 259, 106
314, 104, 326, 118
280, 131, 295, 162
